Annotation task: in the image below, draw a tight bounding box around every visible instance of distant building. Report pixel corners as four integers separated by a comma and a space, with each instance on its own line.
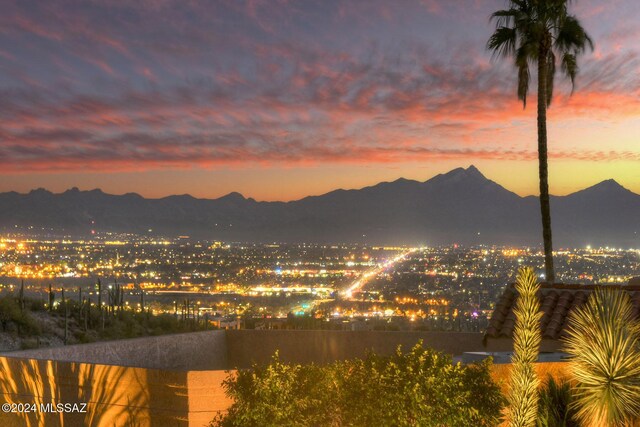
347, 319, 373, 331
254, 318, 289, 330
484, 279, 640, 352
210, 316, 241, 330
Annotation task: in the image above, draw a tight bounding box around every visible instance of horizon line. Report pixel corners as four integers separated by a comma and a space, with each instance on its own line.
0, 165, 633, 203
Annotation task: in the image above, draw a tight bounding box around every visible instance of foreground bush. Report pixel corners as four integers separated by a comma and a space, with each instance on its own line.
537, 376, 578, 427
211, 343, 504, 427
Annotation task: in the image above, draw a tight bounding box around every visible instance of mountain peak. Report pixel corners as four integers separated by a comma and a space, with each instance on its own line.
585, 179, 629, 194
29, 188, 52, 195
565, 178, 636, 201
430, 165, 488, 184
596, 178, 624, 189
465, 165, 484, 178
219, 191, 246, 202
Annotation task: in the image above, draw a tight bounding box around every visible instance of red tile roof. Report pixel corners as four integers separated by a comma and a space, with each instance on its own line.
485, 281, 640, 341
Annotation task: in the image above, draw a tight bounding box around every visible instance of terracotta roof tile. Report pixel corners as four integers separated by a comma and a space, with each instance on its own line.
484, 281, 640, 342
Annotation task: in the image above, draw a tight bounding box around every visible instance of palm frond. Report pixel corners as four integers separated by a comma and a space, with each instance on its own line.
490, 8, 520, 27
554, 15, 594, 53
546, 50, 556, 107
488, 27, 517, 59
514, 39, 536, 108
517, 60, 530, 108
560, 53, 577, 93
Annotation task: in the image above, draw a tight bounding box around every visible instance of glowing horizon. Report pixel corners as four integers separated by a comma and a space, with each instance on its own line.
2, 163, 637, 203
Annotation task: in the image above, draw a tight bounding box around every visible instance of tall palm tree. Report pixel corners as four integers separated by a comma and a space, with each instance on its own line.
487, 0, 593, 283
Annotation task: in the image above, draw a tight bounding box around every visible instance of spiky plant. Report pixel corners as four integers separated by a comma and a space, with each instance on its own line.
537, 375, 578, 427
506, 266, 543, 427
563, 288, 640, 426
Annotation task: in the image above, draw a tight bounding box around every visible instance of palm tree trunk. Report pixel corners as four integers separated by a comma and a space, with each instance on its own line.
537, 48, 555, 283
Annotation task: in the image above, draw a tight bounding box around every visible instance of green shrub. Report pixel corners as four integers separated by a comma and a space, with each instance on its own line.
28, 299, 46, 312
213, 354, 339, 427
0, 296, 41, 336
20, 338, 40, 350
0, 297, 22, 332
211, 343, 504, 427
15, 311, 41, 336
537, 376, 578, 427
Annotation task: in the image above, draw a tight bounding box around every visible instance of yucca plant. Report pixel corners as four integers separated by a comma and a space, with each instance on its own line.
537, 375, 578, 427
563, 288, 640, 426
506, 266, 543, 427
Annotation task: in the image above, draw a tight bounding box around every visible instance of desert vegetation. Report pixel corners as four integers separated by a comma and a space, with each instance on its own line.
0, 284, 210, 351
211, 343, 504, 427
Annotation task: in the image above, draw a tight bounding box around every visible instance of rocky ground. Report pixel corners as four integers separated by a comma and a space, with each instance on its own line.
0, 311, 80, 352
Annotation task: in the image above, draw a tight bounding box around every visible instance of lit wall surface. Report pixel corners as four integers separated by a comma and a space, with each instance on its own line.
0, 357, 231, 427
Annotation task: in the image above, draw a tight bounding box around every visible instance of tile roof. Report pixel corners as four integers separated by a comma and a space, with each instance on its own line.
485, 281, 640, 341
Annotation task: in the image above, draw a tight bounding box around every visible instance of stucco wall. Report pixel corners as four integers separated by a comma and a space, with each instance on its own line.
0, 356, 187, 426
226, 330, 485, 368
4, 330, 228, 371
0, 355, 232, 427
4, 330, 486, 371
484, 337, 562, 353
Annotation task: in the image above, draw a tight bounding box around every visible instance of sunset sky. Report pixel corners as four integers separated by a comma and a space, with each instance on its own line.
1, 0, 638, 201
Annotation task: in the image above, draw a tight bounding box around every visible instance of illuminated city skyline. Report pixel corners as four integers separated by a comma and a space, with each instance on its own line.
1, 1, 639, 201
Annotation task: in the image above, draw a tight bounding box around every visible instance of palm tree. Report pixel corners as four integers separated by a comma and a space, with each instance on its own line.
506, 266, 543, 427
563, 288, 640, 426
487, 0, 593, 283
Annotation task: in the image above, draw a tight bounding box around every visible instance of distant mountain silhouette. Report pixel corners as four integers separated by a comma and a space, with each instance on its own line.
1, 166, 638, 247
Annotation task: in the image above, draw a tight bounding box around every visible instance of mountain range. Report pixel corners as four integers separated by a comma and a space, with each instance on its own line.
1, 166, 638, 247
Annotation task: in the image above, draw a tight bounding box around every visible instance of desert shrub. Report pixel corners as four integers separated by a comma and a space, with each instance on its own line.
28, 299, 46, 312
335, 344, 503, 426
211, 342, 504, 427
537, 375, 578, 427
213, 354, 339, 427
0, 296, 41, 336
14, 311, 41, 336
20, 338, 41, 350
0, 297, 22, 332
